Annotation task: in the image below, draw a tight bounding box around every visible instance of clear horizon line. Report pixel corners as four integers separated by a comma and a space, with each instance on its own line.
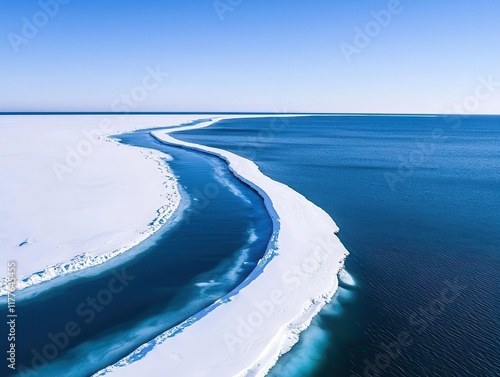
0, 111, 498, 116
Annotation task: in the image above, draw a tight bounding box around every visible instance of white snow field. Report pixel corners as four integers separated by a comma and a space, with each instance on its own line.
0, 114, 209, 294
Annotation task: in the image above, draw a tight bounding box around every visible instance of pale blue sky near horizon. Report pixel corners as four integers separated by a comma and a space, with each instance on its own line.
1, 0, 499, 114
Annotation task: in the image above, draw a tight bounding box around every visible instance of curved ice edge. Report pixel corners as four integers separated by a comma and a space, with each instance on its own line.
0, 148, 181, 298
95, 119, 350, 377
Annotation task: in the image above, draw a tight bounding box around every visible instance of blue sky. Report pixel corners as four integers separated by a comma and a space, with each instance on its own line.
1, 0, 499, 113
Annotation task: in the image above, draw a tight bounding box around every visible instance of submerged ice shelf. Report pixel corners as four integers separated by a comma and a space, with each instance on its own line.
95, 118, 350, 377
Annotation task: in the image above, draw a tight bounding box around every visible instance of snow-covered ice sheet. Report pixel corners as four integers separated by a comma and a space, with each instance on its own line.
0, 114, 208, 294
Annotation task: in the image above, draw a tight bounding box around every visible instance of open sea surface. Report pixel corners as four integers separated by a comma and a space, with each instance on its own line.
177, 115, 500, 377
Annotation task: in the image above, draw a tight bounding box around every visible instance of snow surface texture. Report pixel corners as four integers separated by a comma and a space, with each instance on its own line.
95, 118, 350, 377
0, 115, 209, 295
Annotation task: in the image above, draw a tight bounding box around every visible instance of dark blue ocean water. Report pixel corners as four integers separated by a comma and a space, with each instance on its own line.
177, 115, 500, 377
0, 130, 272, 377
